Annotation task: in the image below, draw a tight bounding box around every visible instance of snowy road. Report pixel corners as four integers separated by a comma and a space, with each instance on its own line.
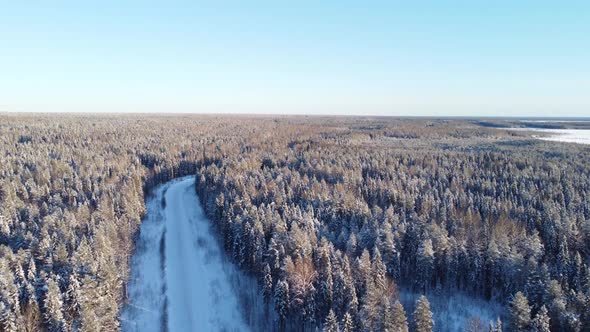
121, 177, 250, 332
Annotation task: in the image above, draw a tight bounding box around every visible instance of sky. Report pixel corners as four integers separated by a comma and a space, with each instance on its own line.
1, 1, 589, 116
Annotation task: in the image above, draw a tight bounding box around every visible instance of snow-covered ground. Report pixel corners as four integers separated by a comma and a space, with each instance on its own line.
502, 128, 590, 145
400, 290, 505, 332
531, 128, 590, 145
121, 177, 250, 332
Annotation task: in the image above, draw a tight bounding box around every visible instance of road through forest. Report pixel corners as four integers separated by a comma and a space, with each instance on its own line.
121, 177, 249, 332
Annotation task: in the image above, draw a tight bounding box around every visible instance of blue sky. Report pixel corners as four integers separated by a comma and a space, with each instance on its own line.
1, 1, 588, 116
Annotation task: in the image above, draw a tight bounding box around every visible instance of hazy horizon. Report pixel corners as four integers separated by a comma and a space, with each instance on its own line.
2, 1, 589, 117
2, 111, 590, 120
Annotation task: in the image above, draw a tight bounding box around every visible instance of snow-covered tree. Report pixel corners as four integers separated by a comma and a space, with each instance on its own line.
413, 295, 433, 332
416, 239, 434, 292
323, 309, 338, 332
392, 300, 409, 332
341, 312, 354, 332
465, 316, 486, 332
376, 296, 393, 332
531, 305, 550, 332
0, 301, 18, 332
274, 279, 289, 328
43, 278, 66, 332
509, 292, 531, 331
65, 274, 81, 321
493, 317, 503, 332
263, 264, 273, 304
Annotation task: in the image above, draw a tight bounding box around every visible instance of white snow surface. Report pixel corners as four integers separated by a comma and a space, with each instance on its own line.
400, 290, 505, 332
502, 128, 590, 145
531, 128, 590, 145
121, 177, 250, 332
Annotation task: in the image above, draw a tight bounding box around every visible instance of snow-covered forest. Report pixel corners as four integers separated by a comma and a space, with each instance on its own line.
0, 115, 589, 331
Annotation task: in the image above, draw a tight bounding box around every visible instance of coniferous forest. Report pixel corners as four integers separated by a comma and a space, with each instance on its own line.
0, 114, 589, 331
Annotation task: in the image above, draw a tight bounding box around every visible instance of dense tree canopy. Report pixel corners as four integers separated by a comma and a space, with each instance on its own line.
0, 114, 588, 331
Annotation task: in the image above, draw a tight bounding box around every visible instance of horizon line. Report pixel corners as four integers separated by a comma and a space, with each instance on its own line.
1, 111, 589, 120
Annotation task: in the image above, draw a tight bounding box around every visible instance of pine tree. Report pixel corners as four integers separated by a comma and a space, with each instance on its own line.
341, 312, 354, 332
26, 257, 36, 281
584, 266, 590, 296
357, 249, 372, 295
323, 309, 339, 332
524, 259, 544, 305
509, 292, 531, 331
380, 222, 401, 280
361, 272, 379, 330
556, 236, 570, 281
22, 282, 41, 332
416, 240, 434, 292
546, 280, 566, 331
319, 248, 334, 317
531, 305, 550, 332
372, 247, 387, 293
0, 212, 11, 238
65, 274, 81, 321
495, 317, 503, 332
392, 300, 409, 332
274, 279, 289, 328
581, 293, 590, 332
0, 301, 18, 332
377, 295, 393, 332
303, 286, 317, 327
572, 252, 583, 291
413, 295, 433, 332
80, 304, 101, 332
263, 264, 273, 304
43, 279, 66, 332
346, 233, 357, 257
342, 256, 358, 315
332, 267, 346, 317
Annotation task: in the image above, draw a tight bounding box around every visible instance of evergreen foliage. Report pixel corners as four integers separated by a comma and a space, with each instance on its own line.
0, 115, 588, 330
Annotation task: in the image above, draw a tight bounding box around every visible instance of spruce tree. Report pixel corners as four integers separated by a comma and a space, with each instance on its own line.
274, 279, 289, 329
416, 240, 434, 292
323, 309, 339, 332
495, 317, 503, 332
509, 292, 531, 331
581, 293, 590, 332
531, 305, 550, 332
65, 274, 81, 321
341, 312, 354, 332
377, 296, 393, 332
43, 279, 65, 332
263, 264, 273, 304
392, 300, 409, 332
413, 295, 433, 332
372, 247, 387, 293
0, 301, 18, 332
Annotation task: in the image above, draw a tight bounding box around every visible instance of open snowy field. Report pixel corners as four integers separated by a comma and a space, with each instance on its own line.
503, 127, 590, 145
529, 128, 590, 145
121, 177, 250, 332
